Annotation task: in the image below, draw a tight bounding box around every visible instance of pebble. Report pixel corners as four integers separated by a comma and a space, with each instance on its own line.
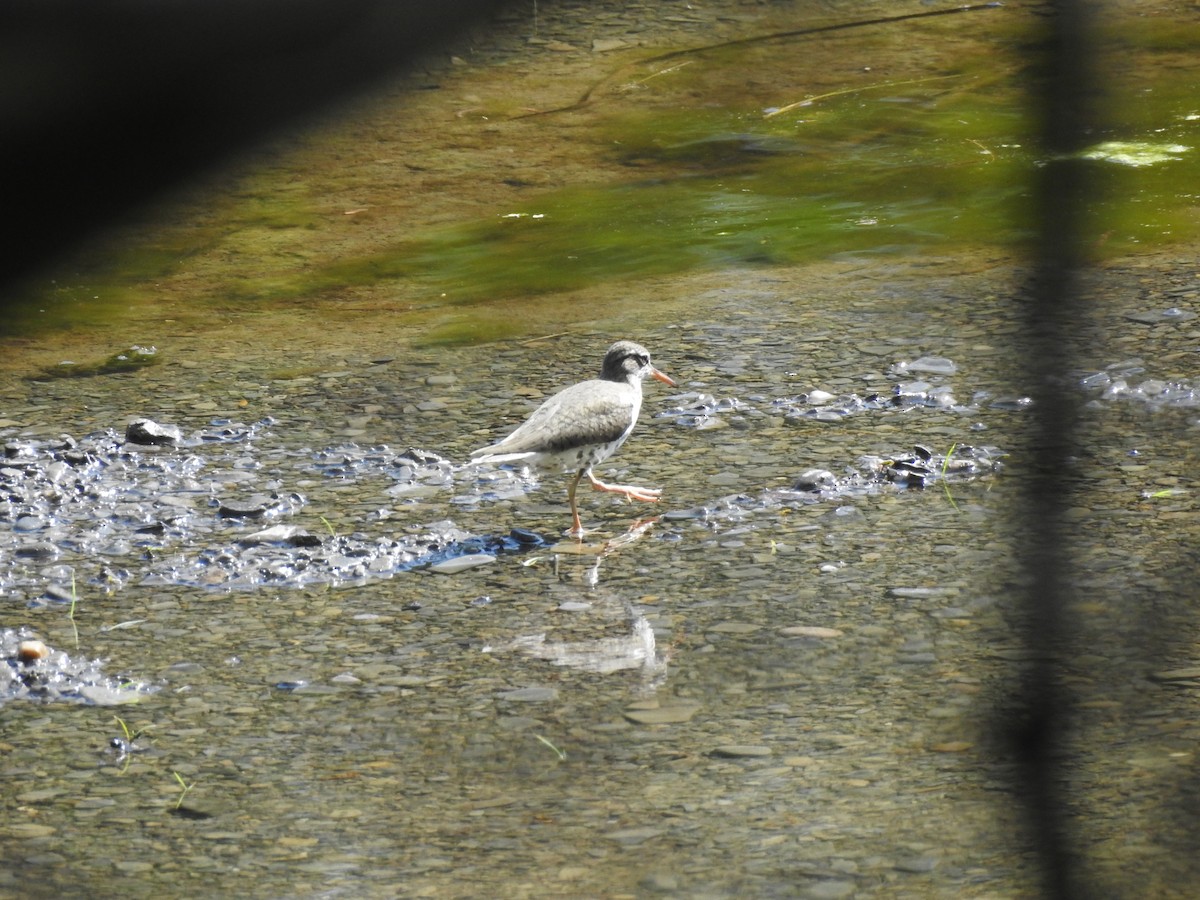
708, 622, 761, 634
603, 826, 664, 846
780, 626, 843, 638
239, 525, 315, 546
903, 355, 958, 375
217, 495, 276, 518
15, 541, 59, 559
793, 469, 836, 491
5, 824, 57, 838
803, 880, 856, 899
710, 745, 773, 758
17, 640, 49, 662
889, 587, 946, 599
429, 553, 495, 574
496, 687, 558, 702
1124, 308, 1197, 324
623, 702, 701, 724
125, 419, 184, 446
929, 607, 972, 619
894, 855, 940, 873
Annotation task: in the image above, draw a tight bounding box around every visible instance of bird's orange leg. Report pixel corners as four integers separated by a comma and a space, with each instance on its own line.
587, 471, 662, 503
567, 469, 586, 538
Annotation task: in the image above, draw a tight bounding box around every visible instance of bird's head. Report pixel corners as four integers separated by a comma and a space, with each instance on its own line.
601, 340, 676, 387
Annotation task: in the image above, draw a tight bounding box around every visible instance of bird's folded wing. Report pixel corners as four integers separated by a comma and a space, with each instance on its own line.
471, 381, 636, 457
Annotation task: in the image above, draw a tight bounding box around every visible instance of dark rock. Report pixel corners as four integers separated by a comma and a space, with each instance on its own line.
125, 419, 184, 446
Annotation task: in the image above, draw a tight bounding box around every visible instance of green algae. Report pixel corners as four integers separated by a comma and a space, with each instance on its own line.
36, 345, 162, 380
4, 6, 1197, 347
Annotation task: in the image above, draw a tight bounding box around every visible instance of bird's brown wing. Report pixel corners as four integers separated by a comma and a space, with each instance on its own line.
471, 380, 636, 458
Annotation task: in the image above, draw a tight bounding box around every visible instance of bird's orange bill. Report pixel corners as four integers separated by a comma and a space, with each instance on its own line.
650, 367, 677, 387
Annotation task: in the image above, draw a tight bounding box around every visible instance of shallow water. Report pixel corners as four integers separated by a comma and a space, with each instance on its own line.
3, 1, 1200, 898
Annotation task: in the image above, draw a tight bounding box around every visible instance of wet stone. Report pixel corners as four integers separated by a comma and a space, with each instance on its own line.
41, 584, 76, 604
239, 525, 321, 547
803, 881, 857, 899
894, 856, 940, 873
429, 553, 495, 574
710, 745, 773, 758
216, 494, 279, 519
780, 626, 843, 638
708, 622, 761, 634
603, 826, 664, 846
15, 542, 59, 561
898, 355, 957, 375
496, 687, 558, 702
623, 701, 702, 724
1124, 307, 1197, 324
125, 419, 184, 446
793, 469, 836, 491
890, 587, 945, 599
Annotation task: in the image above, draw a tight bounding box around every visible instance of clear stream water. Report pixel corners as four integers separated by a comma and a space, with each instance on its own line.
2, 1, 1199, 897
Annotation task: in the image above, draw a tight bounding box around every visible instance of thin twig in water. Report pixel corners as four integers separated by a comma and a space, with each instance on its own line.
519, 332, 574, 345
764, 73, 965, 118
513, 3, 1001, 119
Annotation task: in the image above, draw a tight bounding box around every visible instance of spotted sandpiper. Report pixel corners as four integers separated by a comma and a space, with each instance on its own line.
471, 340, 677, 536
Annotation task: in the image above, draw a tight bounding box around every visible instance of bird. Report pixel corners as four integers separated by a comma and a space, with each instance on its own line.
471, 340, 677, 537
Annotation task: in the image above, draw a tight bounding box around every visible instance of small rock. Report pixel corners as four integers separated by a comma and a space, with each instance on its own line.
624, 702, 701, 725
217, 495, 276, 519
930, 741, 973, 753
1125, 308, 1197, 325
710, 744, 773, 758
708, 622, 761, 634
780, 626, 843, 638
15, 541, 58, 560
603, 826, 664, 845
904, 356, 957, 375
125, 419, 183, 446
496, 686, 558, 702
592, 38, 631, 52
793, 469, 836, 491
240, 525, 319, 547
429, 553, 495, 574
803, 882, 856, 900
17, 640, 49, 663
894, 856, 940, 873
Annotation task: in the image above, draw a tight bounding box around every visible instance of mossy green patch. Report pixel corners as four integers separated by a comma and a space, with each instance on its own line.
35, 345, 162, 380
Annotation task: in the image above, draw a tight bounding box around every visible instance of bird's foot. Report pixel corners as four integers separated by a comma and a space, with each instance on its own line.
567, 511, 586, 540
588, 477, 661, 503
